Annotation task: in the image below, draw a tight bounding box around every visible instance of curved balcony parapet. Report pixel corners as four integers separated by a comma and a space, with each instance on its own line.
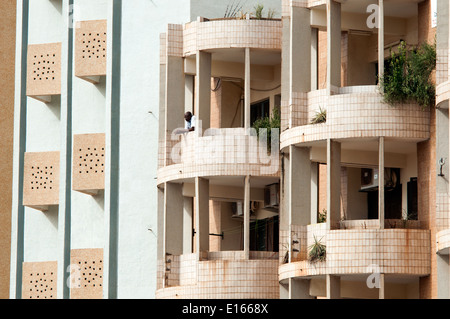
279, 226, 430, 282
436, 80, 450, 106
182, 18, 282, 56
156, 251, 279, 299
437, 229, 450, 255
281, 86, 430, 149
157, 128, 280, 185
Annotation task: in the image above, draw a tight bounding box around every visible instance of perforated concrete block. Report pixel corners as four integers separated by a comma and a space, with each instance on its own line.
23, 151, 60, 211
22, 261, 57, 299
70, 248, 103, 299
26, 43, 62, 102
75, 20, 107, 82
72, 133, 105, 194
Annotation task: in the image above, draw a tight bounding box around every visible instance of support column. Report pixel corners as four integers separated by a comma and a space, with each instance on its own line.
183, 197, 193, 254
311, 28, 318, 91
244, 175, 251, 259
379, 273, 385, 299
290, 278, 314, 299
378, 0, 384, 80
195, 51, 211, 131
289, 146, 311, 261
195, 177, 209, 258
164, 183, 184, 257
378, 137, 385, 229
290, 6, 311, 94
327, 139, 341, 230
326, 274, 340, 299
165, 54, 185, 165
244, 48, 251, 130
326, 0, 341, 95
311, 162, 319, 224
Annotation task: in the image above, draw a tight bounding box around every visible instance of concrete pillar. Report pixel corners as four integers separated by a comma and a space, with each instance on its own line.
244, 175, 251, 259
280, 281, 289, 299
327, 139, 341, 230
183, 197, 193, 254
288, 146, 311, 261
378, 137, 385, 229
326, 0, 341, 94
195, 51, 211, 131
311, 28, 318, 91
326, 274, 340, 299
164, 183, 184, 256
379, 273, 385, 299
157, 187, 165, 261
378, 0, 384, 79
195, 177, 209, 257
311, 162, 319, 224
437, 254, 450, 299
290, 278, 314, 299
244, 48, 251, 130
165, 56, 185, 165
290, 6, 311, 94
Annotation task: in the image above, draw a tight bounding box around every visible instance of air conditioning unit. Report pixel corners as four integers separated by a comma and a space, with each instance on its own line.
360, 168, 398, 192
264, 183, 280, 208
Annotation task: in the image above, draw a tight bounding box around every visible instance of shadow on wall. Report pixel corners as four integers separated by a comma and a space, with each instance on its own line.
49, 0, 62, 14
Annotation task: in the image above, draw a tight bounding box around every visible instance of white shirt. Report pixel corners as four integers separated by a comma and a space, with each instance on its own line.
185, 115, 196, 130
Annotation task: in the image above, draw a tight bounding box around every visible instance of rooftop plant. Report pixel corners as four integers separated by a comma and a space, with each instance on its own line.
380, 40, 436, 109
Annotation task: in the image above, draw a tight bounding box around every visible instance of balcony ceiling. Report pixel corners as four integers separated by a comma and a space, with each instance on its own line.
207, 48, 282, 66
340, 0, 420, 18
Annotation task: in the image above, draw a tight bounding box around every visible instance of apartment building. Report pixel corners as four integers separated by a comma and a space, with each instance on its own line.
7, 0, 449, 300
156, 0, 449, 299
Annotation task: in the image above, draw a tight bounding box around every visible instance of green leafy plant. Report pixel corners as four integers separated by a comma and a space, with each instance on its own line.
308, 236, 326, 263
267, 8, 276, 19
254, 4, 264, 19
318, 208, 327, 223
310, 106, 327, 124
252, 107, 281, 152
380, 40, 436, 109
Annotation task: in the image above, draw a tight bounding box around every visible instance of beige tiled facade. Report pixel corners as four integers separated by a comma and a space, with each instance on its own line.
157, 0, 447, 299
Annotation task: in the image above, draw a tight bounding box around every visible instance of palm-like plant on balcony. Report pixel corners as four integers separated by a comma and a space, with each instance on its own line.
380, 40, 436, 109
308, 236, 326, 263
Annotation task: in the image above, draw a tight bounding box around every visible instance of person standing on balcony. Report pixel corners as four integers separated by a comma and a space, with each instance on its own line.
184, 111, 196, 132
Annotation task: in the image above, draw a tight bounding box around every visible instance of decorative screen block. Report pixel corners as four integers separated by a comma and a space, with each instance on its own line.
26, 43, 62, 101
22, 261, 57, 299
23, 152, 60, 211
70, 249, 103, 299
75, 20, 107, 82
72, 133, 105, 194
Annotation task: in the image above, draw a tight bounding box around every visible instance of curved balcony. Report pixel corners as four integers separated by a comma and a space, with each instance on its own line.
436, 229, 450, 255
156, 251, 279, 299
278, 222, 430, 283
280, 86, 430, 150
436, 80, 450, 106
157, 128, 280, 185
182, 18, 282, 57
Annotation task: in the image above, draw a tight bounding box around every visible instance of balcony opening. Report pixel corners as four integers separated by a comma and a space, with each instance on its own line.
250, 98, 270, 127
